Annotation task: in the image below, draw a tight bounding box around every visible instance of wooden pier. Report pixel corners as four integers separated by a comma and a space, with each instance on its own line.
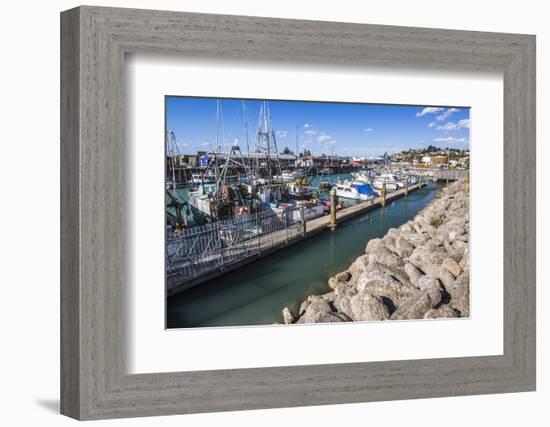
167, 183, 424, 296
305, 183, 421, 236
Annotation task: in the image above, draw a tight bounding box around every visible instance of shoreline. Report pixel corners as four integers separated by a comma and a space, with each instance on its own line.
283, 179, 470, 324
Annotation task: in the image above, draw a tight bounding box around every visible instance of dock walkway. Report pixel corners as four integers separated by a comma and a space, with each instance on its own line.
305, 183, 420, 236
167, 183, 422, 295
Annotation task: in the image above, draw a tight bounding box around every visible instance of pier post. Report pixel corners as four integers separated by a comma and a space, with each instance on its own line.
404, 179, 408, 196
381, 181, 386, 207
301, 207, 307, 236
329, 187, 337, 230
418, 175, 422, 188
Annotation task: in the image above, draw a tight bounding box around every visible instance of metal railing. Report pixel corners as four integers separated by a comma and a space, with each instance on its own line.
166, 206, 305, 290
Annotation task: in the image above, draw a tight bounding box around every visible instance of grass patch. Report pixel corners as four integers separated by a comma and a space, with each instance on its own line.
430, 215, 444, 228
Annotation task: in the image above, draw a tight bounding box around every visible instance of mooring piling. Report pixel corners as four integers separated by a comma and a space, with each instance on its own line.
329, 187, 337, 230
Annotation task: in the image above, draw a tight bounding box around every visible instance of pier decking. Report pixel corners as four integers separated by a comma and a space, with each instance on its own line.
305, 183, 421, 236
167, 183, 424, 296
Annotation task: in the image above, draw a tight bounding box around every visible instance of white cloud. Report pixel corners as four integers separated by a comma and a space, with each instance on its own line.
433, 137, 468, 143
435, 119, 470, 131
428, 121, 436, 128
175, 141, 190, 150
304, 129, 317, 136
436, 122, 458, 131
416, 107, 445, 117
458, 119, 470, 129
318, 134, 332, 143
201, 141, 211, 147
364, 128, 373, 132
304, 123, 312, 128
276, 130, 288, 138
436, 108, 460, 121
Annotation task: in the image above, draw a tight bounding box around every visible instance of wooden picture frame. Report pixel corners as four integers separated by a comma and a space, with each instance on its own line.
60, 6, 536, 420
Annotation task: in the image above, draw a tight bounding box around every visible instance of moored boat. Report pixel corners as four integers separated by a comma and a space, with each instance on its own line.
190, 172, 215, 186
372, 173, 402, 191
281, 169, 305, 181
351, 169, 375, 184
287, 182, 314, 199
334, 181, 377, 201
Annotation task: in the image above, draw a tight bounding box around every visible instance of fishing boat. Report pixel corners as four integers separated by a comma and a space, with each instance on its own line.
187, 100, 254, 221
187, 185, 224, 219
287, 182, 314, 199
190, 172, 215, 186
372, 173, 402, 191
334, 181, 377, 201
288, 200, 324, 221
281, 169, 305, 181
184, 99, 292, 221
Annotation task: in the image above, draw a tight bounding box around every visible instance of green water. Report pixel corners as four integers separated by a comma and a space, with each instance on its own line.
166, 181, 442, 328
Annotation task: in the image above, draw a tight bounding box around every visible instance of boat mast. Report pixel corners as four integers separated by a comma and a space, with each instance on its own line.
295, 123, 299, 163
201, 100, 222, 195
267, 102, 282, 180
215, 99, 222, 177
242, 101, 250, 169
264, 101, 272, 180
166, 130, 178, 197
254, 103, 263, 178
254, 101, 282, 181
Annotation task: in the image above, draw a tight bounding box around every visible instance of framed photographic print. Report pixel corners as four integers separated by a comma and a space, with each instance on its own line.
61, 6, 536, 420
164, 97, 471, 329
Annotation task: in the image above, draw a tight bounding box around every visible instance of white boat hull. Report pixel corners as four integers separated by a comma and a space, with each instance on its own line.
335, 190, 373, 201
373, 180, 399, 191
188, 192, 213, 217
289, 205, 324, 221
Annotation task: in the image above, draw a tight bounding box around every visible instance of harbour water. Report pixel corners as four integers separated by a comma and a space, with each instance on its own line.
166, 180, 442, 328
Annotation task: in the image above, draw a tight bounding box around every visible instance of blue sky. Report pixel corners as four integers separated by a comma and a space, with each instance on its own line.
166, 97, 470, 157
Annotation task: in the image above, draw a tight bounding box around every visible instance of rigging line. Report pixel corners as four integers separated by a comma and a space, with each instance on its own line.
224, 102, 243, 147
219, 100, 225, 153
242, 101, 250, 156
295, 123, 299, 157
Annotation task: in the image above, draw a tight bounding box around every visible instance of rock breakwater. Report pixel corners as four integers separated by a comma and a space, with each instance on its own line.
284, 180, 470, 324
